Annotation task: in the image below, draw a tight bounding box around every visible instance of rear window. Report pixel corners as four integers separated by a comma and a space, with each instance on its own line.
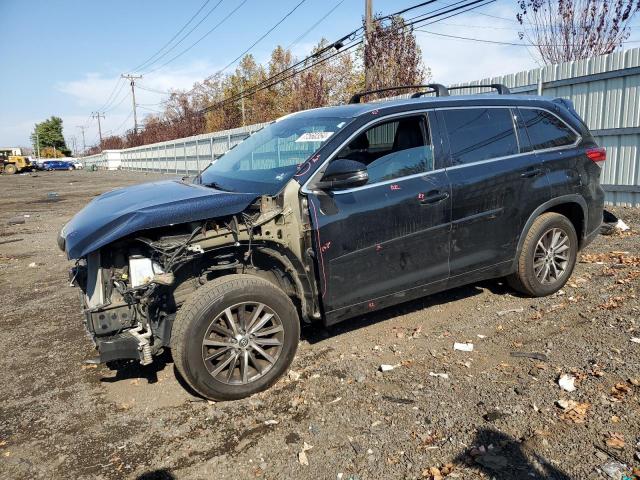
518, 108, 577, 150
441, 108, 518, 166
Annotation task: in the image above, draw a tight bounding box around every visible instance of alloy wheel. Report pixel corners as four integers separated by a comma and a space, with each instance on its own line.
201, 302, 284, 385
533, 227, 570, 284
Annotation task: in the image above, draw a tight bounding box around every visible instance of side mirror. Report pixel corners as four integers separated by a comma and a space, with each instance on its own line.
315, 159, 368, 190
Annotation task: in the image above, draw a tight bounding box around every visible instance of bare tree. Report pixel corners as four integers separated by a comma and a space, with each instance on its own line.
517, 0, 640, 64
363, 15, 428, 97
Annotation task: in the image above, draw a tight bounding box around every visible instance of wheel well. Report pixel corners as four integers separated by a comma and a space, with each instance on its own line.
542, 202, 584, 239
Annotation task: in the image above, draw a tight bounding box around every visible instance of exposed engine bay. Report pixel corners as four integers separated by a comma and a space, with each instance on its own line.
68, 183, 319, 366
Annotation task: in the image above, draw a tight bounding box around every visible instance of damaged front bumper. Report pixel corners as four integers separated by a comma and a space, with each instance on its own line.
71, 253, 158, 366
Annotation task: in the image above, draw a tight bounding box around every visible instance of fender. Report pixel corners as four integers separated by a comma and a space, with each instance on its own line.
513, 194, 588, 270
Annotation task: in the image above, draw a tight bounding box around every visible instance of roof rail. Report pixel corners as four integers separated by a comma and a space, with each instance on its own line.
447, 84, 511, 95
348, 83, 449, 104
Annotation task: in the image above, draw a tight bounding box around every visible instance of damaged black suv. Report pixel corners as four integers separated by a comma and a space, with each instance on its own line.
59, 84, 605, 400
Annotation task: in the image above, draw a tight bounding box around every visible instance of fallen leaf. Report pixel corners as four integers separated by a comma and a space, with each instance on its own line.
556, 399, 590, 423
605, 432, 625, 450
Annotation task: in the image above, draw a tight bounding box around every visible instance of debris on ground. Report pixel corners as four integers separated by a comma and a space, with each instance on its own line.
599, 460, 628, 479
288, 370, 301, 381
429, 372, 449, 380
510, 351, 549, 362
604, 432, 626, 450
422, 463, 454, 479
0, 238, 24, 246
556, 399, 590, 423
6, 216, 25, 225
298, 442, 313, 466
379, 364, 396, 372
558, 374, 577, 392
453, 342, 474, 352
601, 210, 631, 235
496, 307, 524, 316
631, 338, 640, 344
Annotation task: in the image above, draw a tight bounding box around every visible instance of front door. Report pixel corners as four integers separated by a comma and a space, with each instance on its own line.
305, 112, 451, 320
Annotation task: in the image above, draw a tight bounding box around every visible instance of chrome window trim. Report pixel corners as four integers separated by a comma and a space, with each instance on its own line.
301, 110, 435, 195
301, 104, 582, 194
437, 105, 581, 158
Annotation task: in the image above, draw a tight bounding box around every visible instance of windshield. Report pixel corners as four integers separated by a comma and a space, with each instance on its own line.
198, 115, 350, 195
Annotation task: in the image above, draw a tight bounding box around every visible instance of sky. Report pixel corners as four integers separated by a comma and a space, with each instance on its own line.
1, 0, 639, 150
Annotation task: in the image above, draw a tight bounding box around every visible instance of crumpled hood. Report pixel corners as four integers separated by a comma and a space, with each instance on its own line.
61, 179, 258, 259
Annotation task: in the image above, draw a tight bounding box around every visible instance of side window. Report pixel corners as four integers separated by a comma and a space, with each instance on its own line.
442, 108, 518, 166
518, 108, 577, 150
335, 115, 433, 184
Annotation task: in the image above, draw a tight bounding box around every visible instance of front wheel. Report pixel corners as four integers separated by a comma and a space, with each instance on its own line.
171, 274, 300, 401
507, 212, 578, 297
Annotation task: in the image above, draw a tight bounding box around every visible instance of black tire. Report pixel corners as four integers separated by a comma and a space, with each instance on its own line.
4, 164, 17, 174
507, 212, 578, 297
171, 274, 300, 401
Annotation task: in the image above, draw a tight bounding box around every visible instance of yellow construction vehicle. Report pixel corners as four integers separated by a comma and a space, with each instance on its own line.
0, 148, 34, 174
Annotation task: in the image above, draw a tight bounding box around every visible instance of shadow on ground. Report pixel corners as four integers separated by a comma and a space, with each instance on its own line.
455, 427, 571, 480
303, 278, 517, 344
136, 469, 177, 480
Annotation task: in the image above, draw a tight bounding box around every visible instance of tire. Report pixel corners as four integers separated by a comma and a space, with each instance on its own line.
507, 212, 578, 297
171, 274, 300, 401
68, 166, 73, 171
4, 164, 17, 174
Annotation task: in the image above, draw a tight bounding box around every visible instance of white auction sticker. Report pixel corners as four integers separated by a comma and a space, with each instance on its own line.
295, 131, 334, 143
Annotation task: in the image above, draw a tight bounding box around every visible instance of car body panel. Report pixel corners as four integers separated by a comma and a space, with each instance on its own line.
61, 180, 259, 259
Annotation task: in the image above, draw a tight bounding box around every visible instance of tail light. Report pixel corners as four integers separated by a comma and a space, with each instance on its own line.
586, 147, 606, 165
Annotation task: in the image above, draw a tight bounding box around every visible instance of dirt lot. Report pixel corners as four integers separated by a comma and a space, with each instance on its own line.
0, 170, 639, 480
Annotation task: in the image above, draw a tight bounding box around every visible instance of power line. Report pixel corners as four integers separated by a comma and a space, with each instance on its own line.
218, 0, 308, 73
103, 87, 131, 113
132, 0, 216, 72
145, 1, 248, 75
201, 0, 497, 115
286, 0, 346, 51
416, 28, 640, 46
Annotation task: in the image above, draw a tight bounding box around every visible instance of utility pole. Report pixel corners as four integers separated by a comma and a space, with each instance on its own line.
76, 126, 87, 156
35, 127, 41, 159
91, 112, 105, 149
364, 0, 373, 90
121, 74, 142, 134
70, 136, 77, 157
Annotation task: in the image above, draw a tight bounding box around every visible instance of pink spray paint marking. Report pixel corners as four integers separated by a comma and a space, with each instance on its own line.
417, 192, 425, 200
390, 184, 401, 191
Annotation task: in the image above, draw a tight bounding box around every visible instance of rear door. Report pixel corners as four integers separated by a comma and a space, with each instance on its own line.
439, 106, 550, 277
305, 112, 451, 318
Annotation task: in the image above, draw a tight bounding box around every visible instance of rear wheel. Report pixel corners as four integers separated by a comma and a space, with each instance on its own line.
4, 164, 17, 174
171, 274, 300, 401
507, 212, 578, 297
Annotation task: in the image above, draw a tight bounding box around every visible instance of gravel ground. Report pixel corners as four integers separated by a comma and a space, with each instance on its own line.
0, 170, 639, 480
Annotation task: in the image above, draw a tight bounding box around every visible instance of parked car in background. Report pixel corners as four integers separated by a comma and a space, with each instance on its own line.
59, 83, 605, 401
73, 160, 83, 169
43, 160, 75, 171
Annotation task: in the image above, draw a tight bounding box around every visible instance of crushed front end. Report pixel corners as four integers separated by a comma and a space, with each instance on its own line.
70, 247, 175, 365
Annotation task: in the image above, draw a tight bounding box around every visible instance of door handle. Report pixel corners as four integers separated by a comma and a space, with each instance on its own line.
520, 168, 544, 178
419, 191, 449, 205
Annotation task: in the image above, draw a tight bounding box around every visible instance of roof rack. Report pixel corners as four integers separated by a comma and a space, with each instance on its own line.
447, 84, 511, 95
348, 84, 449, 104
